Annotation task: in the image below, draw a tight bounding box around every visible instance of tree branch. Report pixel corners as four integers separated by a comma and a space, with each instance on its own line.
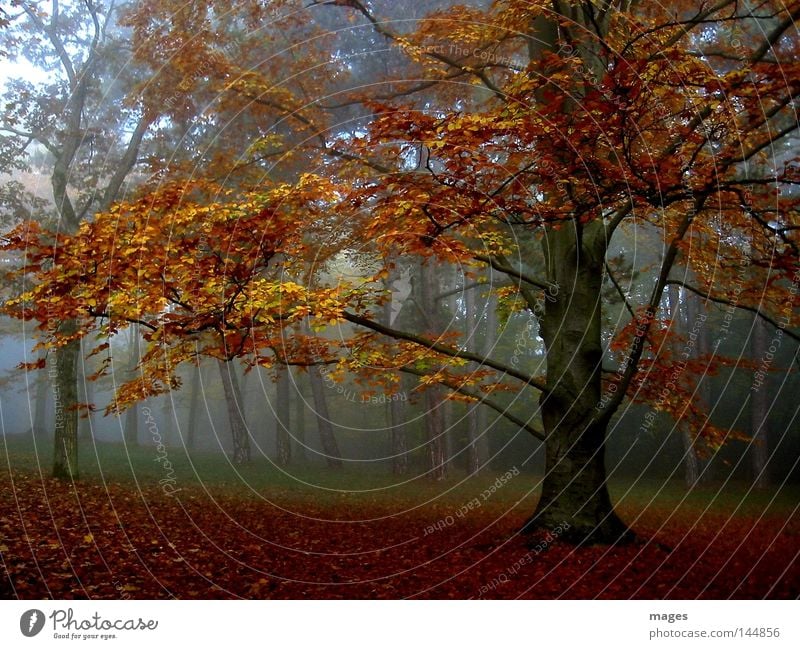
473, 253, 551, 291
604, 260, 638, 322
342, 311, 549, 394
595, 195, 708, 424
666, 279, 800, 344
399, 365, 545, 441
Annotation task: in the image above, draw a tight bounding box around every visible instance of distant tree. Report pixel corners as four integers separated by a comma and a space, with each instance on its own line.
750, 318, 771, 488
275, 366, 292, 467
0, 0, 159, 478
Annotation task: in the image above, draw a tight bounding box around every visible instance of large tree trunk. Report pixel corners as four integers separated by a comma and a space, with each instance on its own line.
218, 360, 251, 464
275, 367, 292, 466
750, 318, 770, 488
53, 321, 80, 480
308, 366, 343, 468
525, 222, 632, 544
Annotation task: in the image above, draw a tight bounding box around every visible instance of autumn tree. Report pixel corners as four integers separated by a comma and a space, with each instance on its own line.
315, 0, 800, 542
4, 0, 800, 545
0, 0, 161, 478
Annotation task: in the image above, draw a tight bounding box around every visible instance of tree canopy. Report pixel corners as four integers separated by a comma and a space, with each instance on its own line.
3, 0, 799, 542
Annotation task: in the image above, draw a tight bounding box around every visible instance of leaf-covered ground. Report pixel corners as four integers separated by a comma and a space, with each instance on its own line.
1, 442, 798, 599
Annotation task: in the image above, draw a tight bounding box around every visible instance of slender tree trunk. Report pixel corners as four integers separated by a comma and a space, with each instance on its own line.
308, 366, 343, 468
383, 271, 409, 475
669, 285, 700, 487
33, 353, 48, 438
293, 372, 307, 463
424, 385, 448, 480
475, 290, 496, 470
53, 321, 79, 480
750, 318, 770, 488
686, 291, 711, 482
464, 283, 481, 474
441, 265, 457, 474
466, 402, 480, 475
185, 361, 201, 450
275, 367, 292, 466
123, 403, 138, 446
680, 427, 700, 486
79, 361, 95, 442
525, 222, 632, 543
218, 360, 251, 464
123, 325, 140, 446
388, 394, 408, 475
42, 26, 151, 480
418, 260, 447, 480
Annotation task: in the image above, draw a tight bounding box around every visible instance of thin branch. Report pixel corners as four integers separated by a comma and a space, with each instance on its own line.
473, 253, 551, 291
666, 279, 800, 344
313, 0, 506, 99
20, 0, 75, 86
604, 260, 638, 322
400, 365, 545, 441
342, 311, 549, 394
435, 280, 507, 301
0, 126, 58, 155
595, 195, 708, 424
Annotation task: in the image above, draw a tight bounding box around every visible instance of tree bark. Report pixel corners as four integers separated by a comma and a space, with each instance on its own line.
53, 322, 79, 480
424, 385, 448, 480
418, 259, 448, 480
32, 353, 48, 438
388, 394, 408, 475
275, 366, 292, 466
383, 270, 409, 475
464, 282, 483, 474
77, 344, 94, 441
669, 285, 700, 487
185, 361, 201, 450
218, 360, 251, 464
293, 372, 307, 462
123, 325, 140, 446
750, 317, 770, 488
308, 366, 343, 468
19, 3, 153, 479
525, 222, 632, 544
475, 289, 496, 470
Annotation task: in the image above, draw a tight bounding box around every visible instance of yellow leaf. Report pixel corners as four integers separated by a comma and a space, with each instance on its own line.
83, 534, 94, 543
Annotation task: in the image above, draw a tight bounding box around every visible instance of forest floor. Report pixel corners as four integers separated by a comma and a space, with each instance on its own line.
1, 436, 799, 599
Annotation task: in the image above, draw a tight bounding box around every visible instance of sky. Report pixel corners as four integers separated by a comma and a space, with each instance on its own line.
0, 57, 49, 90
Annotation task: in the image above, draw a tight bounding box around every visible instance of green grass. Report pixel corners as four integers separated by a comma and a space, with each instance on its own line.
2, 433, 798, 519
0, 433, 535, 509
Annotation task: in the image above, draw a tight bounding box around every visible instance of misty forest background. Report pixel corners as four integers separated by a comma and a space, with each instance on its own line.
0, 0, 798, 599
